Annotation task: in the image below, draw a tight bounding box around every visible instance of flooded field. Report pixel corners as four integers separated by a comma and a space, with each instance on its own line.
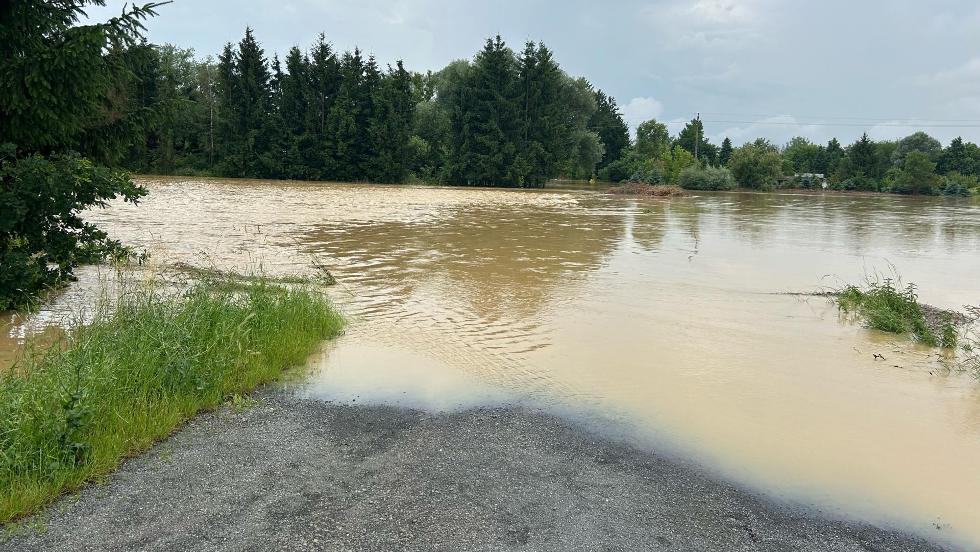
3, 177, 980, 547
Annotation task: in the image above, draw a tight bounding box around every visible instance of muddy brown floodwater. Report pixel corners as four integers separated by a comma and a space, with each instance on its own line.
3, 177, 980, 548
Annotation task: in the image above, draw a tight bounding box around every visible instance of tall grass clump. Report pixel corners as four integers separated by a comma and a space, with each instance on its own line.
837, 279, 941, 346
0, 278, 344, 523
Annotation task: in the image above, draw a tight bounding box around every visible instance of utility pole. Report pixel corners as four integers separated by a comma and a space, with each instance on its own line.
694, 112, 700, 162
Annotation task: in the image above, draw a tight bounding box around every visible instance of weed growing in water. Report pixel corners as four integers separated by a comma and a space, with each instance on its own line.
837, 279, 944, 346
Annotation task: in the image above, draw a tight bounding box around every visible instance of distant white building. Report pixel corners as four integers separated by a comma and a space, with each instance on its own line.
795, 173, 828, 189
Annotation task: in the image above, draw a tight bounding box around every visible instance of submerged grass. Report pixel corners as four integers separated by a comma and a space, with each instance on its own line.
837, 279, 954, 347
171, 261, 337, 286
0, 277, 344, 524
608, 183, 684, 197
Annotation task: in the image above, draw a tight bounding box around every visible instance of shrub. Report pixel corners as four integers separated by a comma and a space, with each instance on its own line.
728, 143, 782, 189
598, 157, 633, 182
786, 174, 824, 190
940, 172, 977, 197
831, 175, 879, 192
677, 165, 736, 191
0, 150, 145, 310
629, 165, 665, 185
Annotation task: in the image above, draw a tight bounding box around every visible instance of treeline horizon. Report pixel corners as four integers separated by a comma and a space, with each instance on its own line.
115, 28, 629, 187
102, 27, 979, 195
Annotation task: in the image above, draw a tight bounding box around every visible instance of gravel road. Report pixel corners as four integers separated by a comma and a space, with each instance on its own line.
1, 388, 950, 551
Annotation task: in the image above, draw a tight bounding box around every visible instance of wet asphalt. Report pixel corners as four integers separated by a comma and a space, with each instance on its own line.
1, 388, 952, 552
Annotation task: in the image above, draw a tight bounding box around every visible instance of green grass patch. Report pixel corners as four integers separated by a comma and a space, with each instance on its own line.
837, 279, 953, 347
0, 278, 344, 523
171, 262, 337, 287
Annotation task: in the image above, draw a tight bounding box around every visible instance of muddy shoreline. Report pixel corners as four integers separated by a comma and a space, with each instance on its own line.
1, 387, 951, 552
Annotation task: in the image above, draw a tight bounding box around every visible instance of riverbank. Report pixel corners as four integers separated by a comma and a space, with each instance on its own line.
0, 278, 344, 524
1, 387, 948, 551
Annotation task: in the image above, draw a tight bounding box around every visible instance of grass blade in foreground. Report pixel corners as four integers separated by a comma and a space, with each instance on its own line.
0, 279, 344, 523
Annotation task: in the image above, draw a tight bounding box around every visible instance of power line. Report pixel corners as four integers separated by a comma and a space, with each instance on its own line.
701, 120, 980, 128
699, 112, 980, 123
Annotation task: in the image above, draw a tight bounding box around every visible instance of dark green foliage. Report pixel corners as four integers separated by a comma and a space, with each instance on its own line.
590, 90, 629, 170
892, 131, 941, 166
0, 1, 158, 310
783, 174, 824, 189
136, 30, 605, 186
938, 137, 976, 175
448, 36, 520, 185
635, 119, 671, 159
0, 1, 159, 154
0, 151, 146, 310
830, 175, 879, 192
718, 137, 733, 166
222, 28, 275, 178
677, 165, 736, 191
675, 118, 717, 163
818, 138, 844, 176
940, 172, 977, 197
889, 151, 940, 195
782, 137, 823, 173
598, 155, 636, 182
838, 133, 877, 180
728, 141, 782, 189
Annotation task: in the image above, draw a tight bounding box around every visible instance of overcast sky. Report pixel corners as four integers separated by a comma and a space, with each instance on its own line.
87, 0, 980, 146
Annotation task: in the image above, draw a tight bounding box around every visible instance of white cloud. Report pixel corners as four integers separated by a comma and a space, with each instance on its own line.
687, 0, 759, 24
621, 96, 665, 132
709, 115, 823, 146
916, 58, 980, 91
639, 0, 770, 50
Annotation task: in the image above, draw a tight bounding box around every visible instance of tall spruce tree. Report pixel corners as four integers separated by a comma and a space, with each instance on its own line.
327, 49, 364, 181
844, 133, 876, 178
513, 41, 565, 187
718, 137, 733, 166
0, 0, 158, 308
589, 90, 629, 170
214, 43, 237, 174
365, 61, 414, 183
450, 35, 520, 186
305, 35, 340, 178
231, 27, 274, 177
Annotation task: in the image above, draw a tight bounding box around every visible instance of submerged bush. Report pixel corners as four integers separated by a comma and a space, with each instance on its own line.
939, 172, 976, 197
777, 174, 825, 190
608, 183, 683, 196
0, 278, 344, 522
837, 280, 940, 346
830, 175, 879, 192
677, 165, 736, 191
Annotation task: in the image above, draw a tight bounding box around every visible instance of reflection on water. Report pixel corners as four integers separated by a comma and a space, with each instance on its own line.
3, 177, 980, 547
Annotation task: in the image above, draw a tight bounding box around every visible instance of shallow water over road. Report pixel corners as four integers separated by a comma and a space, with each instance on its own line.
4, 177, 980, 547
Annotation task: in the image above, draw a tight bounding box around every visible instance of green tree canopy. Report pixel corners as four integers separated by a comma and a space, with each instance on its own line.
675, 118, 717, 163
892, 131, 941, 166
890, 150, 940, 195
718, 137, 733, 166
635, 119, 671, 159
782, 137, 823, 174
589, 90, 629, 170
1, 0, 159, 309
729, 142, 783, 189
